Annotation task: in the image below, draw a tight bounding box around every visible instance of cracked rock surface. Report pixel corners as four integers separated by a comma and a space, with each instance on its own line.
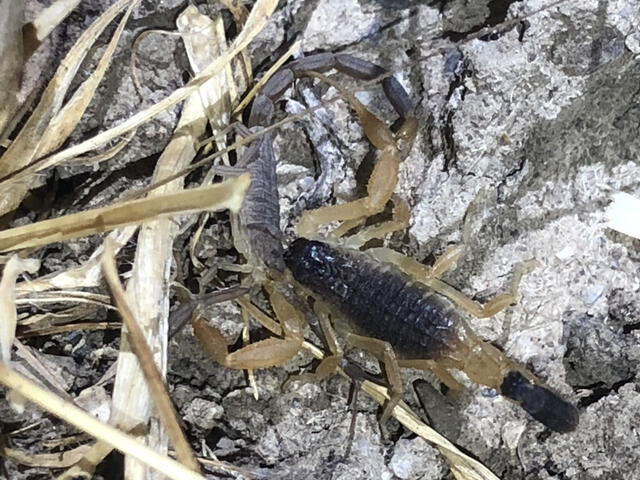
243, 2, 639, 477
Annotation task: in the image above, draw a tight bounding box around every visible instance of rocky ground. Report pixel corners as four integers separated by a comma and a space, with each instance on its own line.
3, 1, 640, 479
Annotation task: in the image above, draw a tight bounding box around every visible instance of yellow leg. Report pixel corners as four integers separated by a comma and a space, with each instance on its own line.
297, 149, 400, 238
241, 304, 258, 399
346, 333, 403, 425
284, 303, 343, 387
367, 244, 464, 280
367, 246, 534, 318
398, 359, 464, 392
425, 259, 536, 318
343, 195, 411, 248
193, 315, 304, 370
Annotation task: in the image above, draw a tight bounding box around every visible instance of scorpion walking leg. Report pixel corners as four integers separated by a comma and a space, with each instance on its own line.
277, 290, 380, 457
311, 304, 344, 379
345, 333, 403, 426
343, 195, 411, 249
328, 116, 419, 239
367, 247, 534, 318
425, 261, 536, 318
169, 285, 250, 338
240, 303, 259, 398
283, 302, 344, 387
366, 245, 464, 280
397, 359, 466, 392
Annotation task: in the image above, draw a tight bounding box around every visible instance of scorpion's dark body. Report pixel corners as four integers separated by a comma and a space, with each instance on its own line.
201, 51, 579, 434
285, 238, 580, 433
285, 238, 459, 360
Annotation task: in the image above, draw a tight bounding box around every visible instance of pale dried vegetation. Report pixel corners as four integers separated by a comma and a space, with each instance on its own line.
1, 1, 634, 479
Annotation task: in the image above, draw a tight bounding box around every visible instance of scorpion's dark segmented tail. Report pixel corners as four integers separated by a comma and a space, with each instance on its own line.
500, 371, 579, 433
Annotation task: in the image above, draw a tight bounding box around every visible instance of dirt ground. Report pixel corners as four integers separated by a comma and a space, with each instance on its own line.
2, 0, 640, 479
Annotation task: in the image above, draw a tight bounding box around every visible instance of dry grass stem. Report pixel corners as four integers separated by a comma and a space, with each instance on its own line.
102, 241, 200, 472
0, 256, 40, 362
0, 363, 206, 480
0, 175, 250, 253
28, 0, 82, 53
0, 443, 92, 468
0, 0, 25, 137
14, 227, 139, 293
0, 0, 135, 216
108, 5, 250, 475
0, 0, 278, 188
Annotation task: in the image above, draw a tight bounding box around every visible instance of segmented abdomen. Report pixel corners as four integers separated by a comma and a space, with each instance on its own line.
238, 133, 284, 271
284, 239, 458, 359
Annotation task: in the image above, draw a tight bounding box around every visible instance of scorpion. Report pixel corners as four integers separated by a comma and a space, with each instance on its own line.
187, 51, 579, 440
189, 52, 417, 374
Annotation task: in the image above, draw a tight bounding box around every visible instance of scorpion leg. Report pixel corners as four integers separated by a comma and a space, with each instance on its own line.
311, 304, 344, 379
426, 260, 536, 318
397, 359, 465, 392
169, 285, 251, 338
344, 195, 411, 249
367, 247, 533, 318
366, 245, 464, 280
297, 72, 411, 239
345, 333, 403, 426
240, 302, 259, 397
330, 117, 418, 240
283, 302, 344, 387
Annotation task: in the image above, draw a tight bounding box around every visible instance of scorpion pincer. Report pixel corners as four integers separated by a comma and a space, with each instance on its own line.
284, 238, 579, 433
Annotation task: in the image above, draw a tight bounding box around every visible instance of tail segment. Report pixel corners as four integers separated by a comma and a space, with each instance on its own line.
500, 371, 579, 433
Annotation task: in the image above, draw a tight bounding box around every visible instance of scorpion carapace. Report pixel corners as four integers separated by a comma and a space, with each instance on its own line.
284, 238, 579, 433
